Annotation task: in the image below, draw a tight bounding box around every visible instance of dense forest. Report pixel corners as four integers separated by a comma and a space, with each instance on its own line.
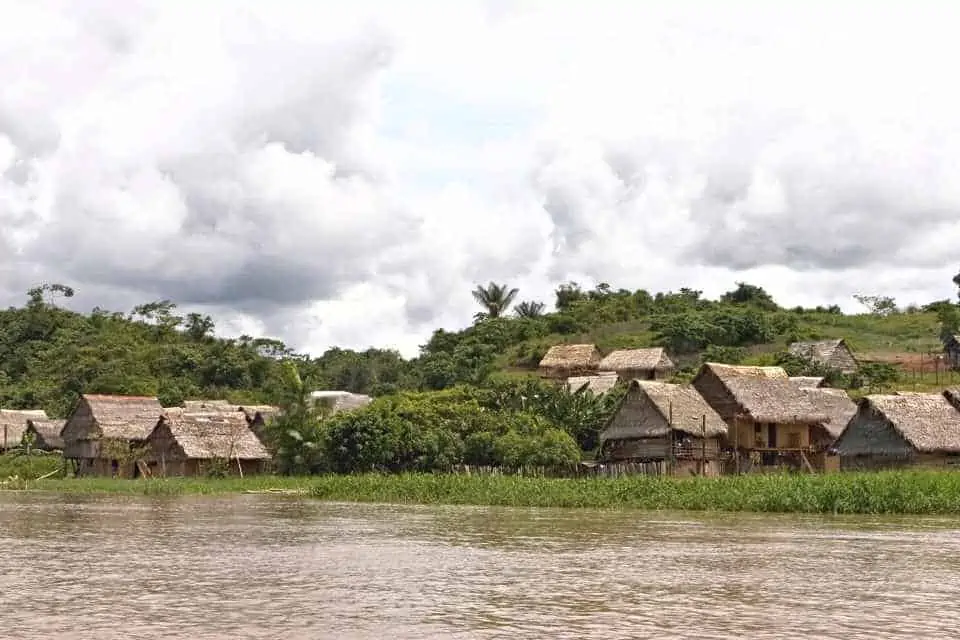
2, 276, 958, 474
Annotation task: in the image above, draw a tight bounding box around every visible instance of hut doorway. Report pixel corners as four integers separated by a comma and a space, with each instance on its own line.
767, 424, 777, 448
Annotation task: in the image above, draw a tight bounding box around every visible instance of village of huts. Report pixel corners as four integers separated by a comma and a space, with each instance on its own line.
0, 389, 372, 478
4, 334, 960, 478
541, 339, 960, 475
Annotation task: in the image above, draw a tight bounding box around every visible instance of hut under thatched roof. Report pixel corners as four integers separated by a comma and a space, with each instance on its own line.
145, 411, 270, 477
61, 394, 164, 477
0, 409, 48, 450
24, 418, 66, 451
789, 376, 826, 389
566, 372, 620, 395
309, 391, 373, 414
598, 347, 675, 380
692, 363, 827, 425
692, 363, 834, 466
835, 392, 960, 469
788, 338, 858, 373
600, 380, 727, 474
537, 344, 602, 379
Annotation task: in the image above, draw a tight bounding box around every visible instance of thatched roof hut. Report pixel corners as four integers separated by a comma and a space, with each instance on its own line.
566, 372, 619, 395
602, 380, 727, 442
788, 338, 857, 373
24, 418, 66, 450
0, 409, 48, 449
537, 344, 602, 379
788, 376, 826, 389
835, 392, 960, 458
598, 348, 675, 380
801, 387, 857, 439
692, 363, 829, 425
600, 380, 727, 468
148, 411, 270, 463
309, 391, 372, 414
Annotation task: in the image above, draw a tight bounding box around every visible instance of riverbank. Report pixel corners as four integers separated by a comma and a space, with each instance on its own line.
6, 470, 960, 514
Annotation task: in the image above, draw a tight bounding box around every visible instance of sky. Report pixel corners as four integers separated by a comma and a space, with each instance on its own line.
2, 0, 959, 358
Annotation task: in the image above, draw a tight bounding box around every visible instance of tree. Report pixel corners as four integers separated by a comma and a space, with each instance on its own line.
953, 270, 960, 301
265, 362, 328, 474
471, 282, 519, 319
513, 301, 545, 318
853, 294, 898, 316
720, 282, 778, 310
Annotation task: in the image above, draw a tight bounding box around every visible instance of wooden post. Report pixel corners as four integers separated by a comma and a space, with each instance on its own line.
2, 424, 6, 450
667, 401, 674, 477
701, 414, 707, 476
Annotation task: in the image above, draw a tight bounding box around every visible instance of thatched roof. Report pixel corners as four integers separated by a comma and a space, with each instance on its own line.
802, 388, 857, 437
309, 391, 372, 414
0, 409, 49, 447
182, 399, 235, 413
157, 412, 270, 460
238, 405, 282, 422
599, 348, 673, 372
538, 344, 601, 371
25, 418, 66, 449
697, 363, 829, 424
788, 339, 846, 359
84, 394, 164, 440
566, 373, 619, 395
856, 393, 960, 453
631, 381, 728, 438
789, 376, 826, 389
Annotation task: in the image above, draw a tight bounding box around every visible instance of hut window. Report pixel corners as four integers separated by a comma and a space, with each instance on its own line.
754, 424, 761, 434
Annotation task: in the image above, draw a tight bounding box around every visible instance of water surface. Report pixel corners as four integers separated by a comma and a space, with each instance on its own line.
1, 493, 958, 639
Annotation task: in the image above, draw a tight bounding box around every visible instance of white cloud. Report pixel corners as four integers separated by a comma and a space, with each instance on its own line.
1, 0, 959, 358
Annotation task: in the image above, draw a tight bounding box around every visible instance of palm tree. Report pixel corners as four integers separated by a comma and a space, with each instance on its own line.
514, 300, 545, 318
471, 282, 519, 319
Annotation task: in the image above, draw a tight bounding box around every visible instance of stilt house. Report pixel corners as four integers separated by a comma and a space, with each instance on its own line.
600, 380, 728, 476
61, 394, 164, 477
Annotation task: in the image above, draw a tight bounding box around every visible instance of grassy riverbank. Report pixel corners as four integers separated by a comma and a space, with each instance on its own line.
7, 470, 960, 515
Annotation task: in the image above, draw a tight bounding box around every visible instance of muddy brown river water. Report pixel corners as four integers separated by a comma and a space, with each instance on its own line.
1, 493, 959, 639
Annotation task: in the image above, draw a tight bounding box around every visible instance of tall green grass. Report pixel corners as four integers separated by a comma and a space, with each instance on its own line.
0, 452, 63, 480
13, 470, 960, 515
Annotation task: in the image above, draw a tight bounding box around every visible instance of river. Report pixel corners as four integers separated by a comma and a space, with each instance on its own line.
1, 493, 959, 639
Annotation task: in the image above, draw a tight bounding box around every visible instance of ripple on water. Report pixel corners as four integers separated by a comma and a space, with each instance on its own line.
1, 494, 960, 639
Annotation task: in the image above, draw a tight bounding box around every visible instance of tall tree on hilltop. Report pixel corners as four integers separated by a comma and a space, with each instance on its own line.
472, 282, 519, 320
953, 269, 960, 301
513, 301, 545, 318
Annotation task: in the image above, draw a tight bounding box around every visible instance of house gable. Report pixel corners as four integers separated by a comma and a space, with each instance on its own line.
834, 403, 915, 458
601, 387, 670, 442
61, 397, 99, 443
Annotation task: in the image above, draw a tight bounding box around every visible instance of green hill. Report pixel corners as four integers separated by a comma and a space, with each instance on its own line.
0, 280, 956, 420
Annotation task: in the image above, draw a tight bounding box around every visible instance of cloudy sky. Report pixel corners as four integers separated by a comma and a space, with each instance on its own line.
2, 1, 959, 357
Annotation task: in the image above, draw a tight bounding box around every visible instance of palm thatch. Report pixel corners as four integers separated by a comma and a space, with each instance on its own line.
789, 376, 826, 389
801, 388, 857, 438
843, 393, 960, 453
0, 409, 49, 448
599, 348, 674, 374
693, 363, 829, 424
83, 394, 164, 440
153, 412, 270, 461
182, 399, 235, 413
566, 373, 620, 395
538, 344, 602, 378
309, 391, 373, 414
631, 381, 728, 438
25, 418, 66, 450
